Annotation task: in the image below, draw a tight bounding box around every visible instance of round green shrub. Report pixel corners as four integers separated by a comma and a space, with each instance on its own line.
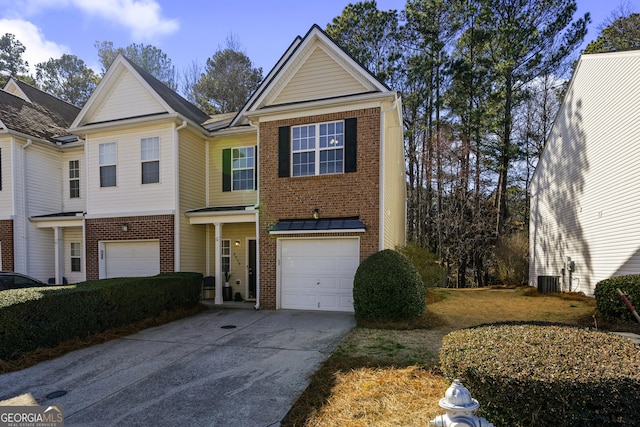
595, 274, 640, 321
440, 323, 640, 426
353, 249, 425, 321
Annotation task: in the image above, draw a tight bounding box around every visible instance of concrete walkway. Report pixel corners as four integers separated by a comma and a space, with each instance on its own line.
0, 308, 355, 426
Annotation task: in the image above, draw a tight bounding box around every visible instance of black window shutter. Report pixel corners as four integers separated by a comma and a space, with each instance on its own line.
222, 148, 231, 192
345, 118, 357, 173
254, 145, 258, 190
278, 126, 290, 178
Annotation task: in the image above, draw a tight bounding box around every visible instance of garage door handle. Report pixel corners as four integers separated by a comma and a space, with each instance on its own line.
316, 280, 320, 285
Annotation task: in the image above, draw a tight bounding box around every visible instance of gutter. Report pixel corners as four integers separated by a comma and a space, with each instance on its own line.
174, 120, 187, 272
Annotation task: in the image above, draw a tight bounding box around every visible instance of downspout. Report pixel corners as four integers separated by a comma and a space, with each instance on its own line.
379, 96, 399, 250
251, 120, 261, 310
21, 139, 33, 274
174, 120, 187, 272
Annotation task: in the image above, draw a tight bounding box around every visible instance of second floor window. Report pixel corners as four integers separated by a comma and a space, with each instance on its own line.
292, 121, 344, 177
69, 160, 80, 198
141, 137, 160, 184
232, 147, 255, 190
99, 142, 117, 187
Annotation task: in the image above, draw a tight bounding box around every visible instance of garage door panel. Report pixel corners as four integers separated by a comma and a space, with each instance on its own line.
280, 238, 358, 312
104, 241, 160, 278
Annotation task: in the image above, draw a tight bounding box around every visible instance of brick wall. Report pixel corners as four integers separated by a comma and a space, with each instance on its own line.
258, 107, 381, 309
85, 215, 174, 279
0, 219, 14, 271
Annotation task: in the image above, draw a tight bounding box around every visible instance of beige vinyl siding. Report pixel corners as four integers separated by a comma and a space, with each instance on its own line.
62, 148, 85, 213
209, 223, 255, 298
0, 138, 15, 218
530, 51, 640, 295
85, 124, 175, 216
63, 227, 84, 283
90, 70, 165, 124
381, 104, 406, 250
208, 132, 258, 207
179, 129, 206, 273
273, 46, 369, 105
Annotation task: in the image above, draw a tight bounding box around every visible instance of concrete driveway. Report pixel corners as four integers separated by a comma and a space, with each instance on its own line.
0, 308, 355, 426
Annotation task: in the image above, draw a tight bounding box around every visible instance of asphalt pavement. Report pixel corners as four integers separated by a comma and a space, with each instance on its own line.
0, 308, 355, 426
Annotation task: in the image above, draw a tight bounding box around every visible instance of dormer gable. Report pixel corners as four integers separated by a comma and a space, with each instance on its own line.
2, 77, 31, 102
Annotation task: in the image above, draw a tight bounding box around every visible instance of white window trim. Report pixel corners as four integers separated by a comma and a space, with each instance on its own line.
141, 136, 160, 184
70, 242, 82, 272
99, 142, 117, 188
69, 160, 80, 198
291, 120, 344, 177
232, 146, 255, 191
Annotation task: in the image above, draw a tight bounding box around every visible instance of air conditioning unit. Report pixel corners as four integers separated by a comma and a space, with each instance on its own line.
537, 275, 560, 294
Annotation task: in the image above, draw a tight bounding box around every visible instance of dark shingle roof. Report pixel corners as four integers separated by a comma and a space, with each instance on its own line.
121, 56, 210, 126
0, 79, 80, 143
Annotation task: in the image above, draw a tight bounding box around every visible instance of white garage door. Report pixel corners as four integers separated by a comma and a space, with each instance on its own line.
104, 241, 160, 278
280, 238, 359, 312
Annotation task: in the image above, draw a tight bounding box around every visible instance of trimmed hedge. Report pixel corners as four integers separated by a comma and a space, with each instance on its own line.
595, 274, 640, 321
0, 272, 202, 360
440, 323, 640, 426
353, 249, 425, 321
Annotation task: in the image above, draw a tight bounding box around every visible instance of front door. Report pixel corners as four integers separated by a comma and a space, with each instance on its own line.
248, 239, 256, 300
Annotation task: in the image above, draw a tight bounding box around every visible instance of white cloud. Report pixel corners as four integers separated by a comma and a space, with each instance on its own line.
0, 18, 69, 73
14, 0, 180, 40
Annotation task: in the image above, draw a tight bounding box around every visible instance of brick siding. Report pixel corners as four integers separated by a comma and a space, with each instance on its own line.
0, 219, 14, 271
258, 108, 381, 309
85, 215, 174, 279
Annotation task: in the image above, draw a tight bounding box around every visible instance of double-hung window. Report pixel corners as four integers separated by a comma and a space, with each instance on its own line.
232, 147, 255, 190
141, 137, 160, 184
221, 239, 231, 278
70, 242, 81, 272
99, 142, 117, 187
292, 121, 344, 177
69, 160, 80, 198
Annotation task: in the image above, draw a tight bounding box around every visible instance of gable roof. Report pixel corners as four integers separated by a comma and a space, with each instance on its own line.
230, 24, 391, 127
0, 77, 81, 143
70, 54, 210, 131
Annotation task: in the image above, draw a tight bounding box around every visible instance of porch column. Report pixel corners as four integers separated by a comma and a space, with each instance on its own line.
53, 226, 63, 284
214, 222, 223, 304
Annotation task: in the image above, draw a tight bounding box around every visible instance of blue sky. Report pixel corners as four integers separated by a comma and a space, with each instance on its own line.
0, 0, 635, 77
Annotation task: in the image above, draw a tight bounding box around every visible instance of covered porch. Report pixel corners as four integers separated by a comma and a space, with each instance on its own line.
186, 205, 259, 306
30, 211, 85, 285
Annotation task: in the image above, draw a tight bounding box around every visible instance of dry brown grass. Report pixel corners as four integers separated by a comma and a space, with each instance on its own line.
282, 287, 640, 427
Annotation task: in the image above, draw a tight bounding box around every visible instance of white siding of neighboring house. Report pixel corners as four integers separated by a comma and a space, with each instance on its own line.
0, 138, 15, 220
85, 124, 176, 216
178, 128, 206, 273
62, 148, 86, 213
90, 69, 165, 124
530, 50, 640, 296
24, 143, 61, 281
272, 45, 369, 105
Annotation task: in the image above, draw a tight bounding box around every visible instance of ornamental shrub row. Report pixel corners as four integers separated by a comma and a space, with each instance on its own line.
594, 274, 640, 321
0, 272, 202, 360
440, 323, 640, 426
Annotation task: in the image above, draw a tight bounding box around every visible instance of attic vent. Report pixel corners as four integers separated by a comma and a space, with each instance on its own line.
537, 276, 560, 294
